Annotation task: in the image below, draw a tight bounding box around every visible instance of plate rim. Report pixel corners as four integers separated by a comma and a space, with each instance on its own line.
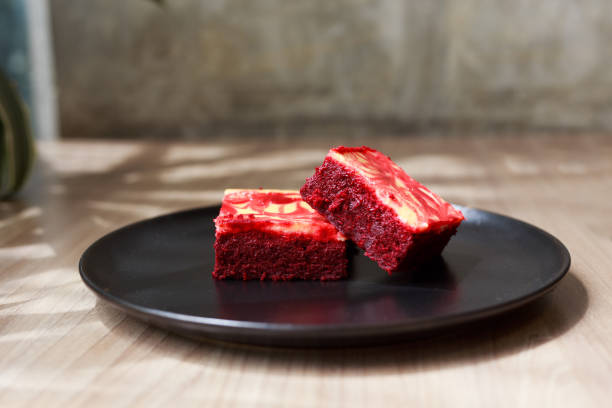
79, 205, 571, 339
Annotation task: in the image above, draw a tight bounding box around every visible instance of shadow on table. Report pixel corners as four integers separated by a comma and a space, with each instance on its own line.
95, 271, 587, 372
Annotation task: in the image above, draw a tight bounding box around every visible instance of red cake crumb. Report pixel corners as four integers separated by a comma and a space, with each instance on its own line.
300, 146, 464, 273
213, 189, 347, 280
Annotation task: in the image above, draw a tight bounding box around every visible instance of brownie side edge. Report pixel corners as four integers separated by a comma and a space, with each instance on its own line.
213, 229, 347, 281
300, 157, 412, 272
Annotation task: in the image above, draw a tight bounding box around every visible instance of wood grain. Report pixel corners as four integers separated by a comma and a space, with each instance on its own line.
1, 133, 610, 407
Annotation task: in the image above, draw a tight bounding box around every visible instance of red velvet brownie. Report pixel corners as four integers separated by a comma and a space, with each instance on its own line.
213, 189, 347, 280
300, 146, 464, 273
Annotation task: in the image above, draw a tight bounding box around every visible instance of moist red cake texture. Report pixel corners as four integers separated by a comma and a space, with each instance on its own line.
213, 189, 347, 280
300, 146, 464, 273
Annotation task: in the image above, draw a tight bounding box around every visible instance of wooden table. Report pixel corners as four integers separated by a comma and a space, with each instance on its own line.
1, 133, 611, 407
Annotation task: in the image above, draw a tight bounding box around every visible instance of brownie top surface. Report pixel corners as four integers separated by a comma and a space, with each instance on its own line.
329, 146, 464, 232
215, 189, 344, 240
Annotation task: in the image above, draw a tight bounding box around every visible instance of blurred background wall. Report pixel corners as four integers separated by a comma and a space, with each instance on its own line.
48, 0, 612, 139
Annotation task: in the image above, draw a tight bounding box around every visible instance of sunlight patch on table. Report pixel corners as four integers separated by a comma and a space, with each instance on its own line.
394, 155, 486, 180
0, 332, 65, 346
159, 150, 327, 183
0, 243, 55, 260
91, 216, 114, 229
2, 268, 81, 300
426, 183, 498, 203
87, 201, 167, 217
504, 156, 540, 175
163, 145, 240, 163
0, 207, 42, 229
557, 162, 588, 175
32, 228, 44, 236
0, 373, 136, 396
117, 189, 224, 203
38, 142, 141, 175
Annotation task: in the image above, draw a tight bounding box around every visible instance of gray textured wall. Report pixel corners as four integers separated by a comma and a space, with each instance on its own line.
51, 0, 612, 138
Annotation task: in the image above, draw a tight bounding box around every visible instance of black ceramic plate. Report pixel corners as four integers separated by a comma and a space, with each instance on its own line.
79, 205, 570, 347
